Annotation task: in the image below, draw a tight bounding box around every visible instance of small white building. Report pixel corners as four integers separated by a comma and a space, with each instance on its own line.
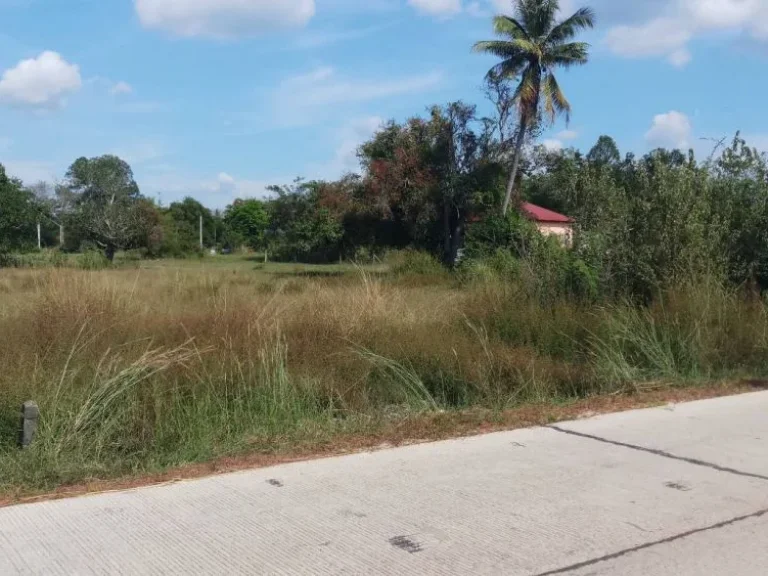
521, 202, 574, 247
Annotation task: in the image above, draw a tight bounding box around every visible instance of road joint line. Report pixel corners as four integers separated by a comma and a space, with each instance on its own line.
548, 425, 768, 482
532, 507, 768, 576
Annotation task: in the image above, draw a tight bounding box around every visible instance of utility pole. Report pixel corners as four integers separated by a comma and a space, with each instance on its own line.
59, 223, 64, 247
37, 222, 41, 250
199, 214, 203, 251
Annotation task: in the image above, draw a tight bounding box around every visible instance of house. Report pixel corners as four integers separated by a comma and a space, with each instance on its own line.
521, 202, 574, 247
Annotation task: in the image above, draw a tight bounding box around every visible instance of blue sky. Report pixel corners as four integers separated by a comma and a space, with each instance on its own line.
1, 0, 767, 208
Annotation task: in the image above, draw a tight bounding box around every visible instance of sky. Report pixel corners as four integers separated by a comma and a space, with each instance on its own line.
1, 0, 767, 208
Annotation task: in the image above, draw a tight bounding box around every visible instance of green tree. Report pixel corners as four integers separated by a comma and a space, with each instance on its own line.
429, 102, 501, 265
266, 180, 344, 262
359, 118, 439, 252
473, 0, 595, 214
357, 106, 503, 264
224, 199, 269, 250
63, 155, 147, 260
167, 197, 214, 250
0, 164, 38, 251
711, 134, 768, 288
587, 135, 620, 166
26, 181, 64, 247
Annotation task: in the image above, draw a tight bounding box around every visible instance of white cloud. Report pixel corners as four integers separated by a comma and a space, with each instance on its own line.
604, 0, 768, 65
556, 129, 578, 141
408, 0, 461, 17
668, 48, 692, 67
325, 116, 383, 177
273, 66, 441, 126
465, 2, 488, 18
410, 0, 584, 20
217, 171, 236, 194
135, 0, 316, 38
487, 0, 576, 16
539, 130, 577, 153
314, 0, 400, 15
683, 0, 762, 30
218, 172, 235, 185
604, 17, 692, 61
542, 139, 564, 152
138, 167, 277, 208
645, 110, 692, 149
110, 81, 133, 96
0, 51, 81, 109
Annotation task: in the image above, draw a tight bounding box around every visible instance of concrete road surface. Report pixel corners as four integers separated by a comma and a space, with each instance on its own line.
2, 392, 768, 575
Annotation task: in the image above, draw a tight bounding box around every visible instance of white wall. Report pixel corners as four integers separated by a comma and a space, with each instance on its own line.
536, 223, 573, 247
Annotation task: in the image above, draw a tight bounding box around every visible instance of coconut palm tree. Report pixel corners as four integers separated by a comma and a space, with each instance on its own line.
473, 0, 595, 214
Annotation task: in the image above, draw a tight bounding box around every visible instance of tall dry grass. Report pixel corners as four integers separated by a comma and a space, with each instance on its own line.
0, 264, 766, 491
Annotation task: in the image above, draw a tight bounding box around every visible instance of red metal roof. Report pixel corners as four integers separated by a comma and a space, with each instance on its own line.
521, 203, 573, 224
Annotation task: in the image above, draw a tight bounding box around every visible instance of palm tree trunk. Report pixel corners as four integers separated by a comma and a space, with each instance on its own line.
502, 116, 528, 215
449, 214, 464, 267
443, 199, 452, 265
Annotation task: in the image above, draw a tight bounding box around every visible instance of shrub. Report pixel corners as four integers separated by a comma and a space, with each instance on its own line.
459, 249, 521, 284
387, 249, 445, 277
77, 250, 111, 270
121, 249, 144, 262
567, 258, 599, 301
463, 211, 538, 260
49, 249, 68, 268
0, 252, 24, 268
351, 245, 385, 264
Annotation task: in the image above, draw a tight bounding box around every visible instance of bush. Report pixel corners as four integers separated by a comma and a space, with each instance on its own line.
351, 245, 385, 265
77, 250, 111, 270
459, 249, 521, 284
590, 278, 768, 385
48, 249, 68, 268
567, 258, 599, 301
0, 252, 24, 268
463, 211, 538, 260
121, 249, 144, 262
386, 249, 445, 276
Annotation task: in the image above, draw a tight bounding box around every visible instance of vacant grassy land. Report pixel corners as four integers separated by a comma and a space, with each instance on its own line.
0, 254, 766, 495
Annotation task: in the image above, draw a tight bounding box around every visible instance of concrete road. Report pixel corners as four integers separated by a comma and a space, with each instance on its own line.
2, 392, 768, 575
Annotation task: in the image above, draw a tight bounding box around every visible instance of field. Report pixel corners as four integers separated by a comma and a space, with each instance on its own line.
0, 253, 766, 498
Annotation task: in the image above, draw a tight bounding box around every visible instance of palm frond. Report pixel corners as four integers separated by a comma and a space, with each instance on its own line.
473, 38, 539, 60
542, 72, 571, 124
517, 0, 560, 39
493, 15, 530, 40
487, 56, 528, 81
542, 42, 590, 68
512, 65, 542, 119
546, 7, 596, 45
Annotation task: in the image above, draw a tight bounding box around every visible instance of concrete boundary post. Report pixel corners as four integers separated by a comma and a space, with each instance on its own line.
19, 401, 39, 449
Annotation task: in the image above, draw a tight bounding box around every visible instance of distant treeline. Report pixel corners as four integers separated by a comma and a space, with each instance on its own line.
2, 101, 768, 300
